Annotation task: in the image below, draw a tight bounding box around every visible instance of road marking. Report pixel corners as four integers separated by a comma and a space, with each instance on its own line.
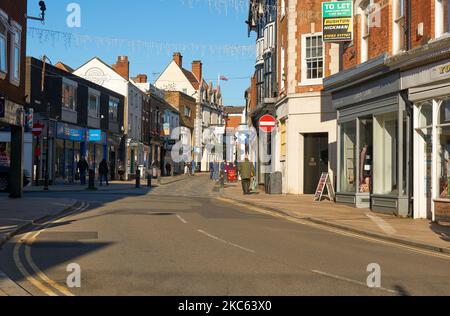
13, 201, 89, 296
197, 229, 255, 254
13, 237, 58, 296
365, 213, 397, 235
176, 214, 188, 224
312, 270, 398, 295
216, 197, 450, 260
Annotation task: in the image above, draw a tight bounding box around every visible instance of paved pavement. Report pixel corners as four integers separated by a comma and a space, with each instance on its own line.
221, 182, 450, 254
0, 174, 449, 296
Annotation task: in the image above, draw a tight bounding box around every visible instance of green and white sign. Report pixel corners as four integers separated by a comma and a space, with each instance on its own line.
322, 1, 353, 42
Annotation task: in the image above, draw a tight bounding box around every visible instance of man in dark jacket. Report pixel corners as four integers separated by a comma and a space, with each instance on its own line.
99, 159, 109, 186
238, 157, 255, 195
77, 157, 89, 185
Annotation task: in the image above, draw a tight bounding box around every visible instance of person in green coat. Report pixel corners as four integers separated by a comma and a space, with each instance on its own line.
238, 157, 255, 195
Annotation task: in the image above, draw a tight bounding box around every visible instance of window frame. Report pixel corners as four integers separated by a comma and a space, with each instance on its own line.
9, 20, 21, 86
61, 78, 78, 112
88, 88, 101, 118
300, 33, 325, 86
0, 10, 8, 78
109, 97, 119, 122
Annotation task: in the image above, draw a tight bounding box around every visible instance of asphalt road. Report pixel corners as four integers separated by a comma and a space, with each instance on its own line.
0, 175, 449, 296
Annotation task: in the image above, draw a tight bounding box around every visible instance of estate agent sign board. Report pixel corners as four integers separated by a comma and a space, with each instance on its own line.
322, 1, 353, 42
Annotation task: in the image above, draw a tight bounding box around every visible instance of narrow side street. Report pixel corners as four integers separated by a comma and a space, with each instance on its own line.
0, 175, 449, 296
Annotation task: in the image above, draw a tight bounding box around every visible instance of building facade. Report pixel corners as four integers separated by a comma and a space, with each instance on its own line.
324, 0, 450, 222
25, 57, 125, 184
0, 0, 29, 196
74, 56, 145, 180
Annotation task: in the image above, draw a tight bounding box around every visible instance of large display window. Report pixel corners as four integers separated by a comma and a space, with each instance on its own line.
359, 118, 373, 193
373, 112, 399, 195
340, 121, 356, 193
438, 99, 450, 200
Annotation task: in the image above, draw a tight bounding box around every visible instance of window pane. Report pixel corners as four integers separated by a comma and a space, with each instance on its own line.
439, 99, 450, 124
438, 126, 450, 199
340, 121, 357, 193
0, 36, 6, 72
373, 112, 399, 195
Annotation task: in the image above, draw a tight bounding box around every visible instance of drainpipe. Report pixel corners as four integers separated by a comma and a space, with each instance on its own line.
406, 0, 412, 51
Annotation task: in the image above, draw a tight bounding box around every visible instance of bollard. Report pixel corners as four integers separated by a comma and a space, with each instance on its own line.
147, 173, 152, 187
136, 169, 141, 188
88, 169, 95, 190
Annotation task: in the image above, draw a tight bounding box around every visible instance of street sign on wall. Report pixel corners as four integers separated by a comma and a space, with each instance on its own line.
322, 1, 353, 42
259, 114, 277, 133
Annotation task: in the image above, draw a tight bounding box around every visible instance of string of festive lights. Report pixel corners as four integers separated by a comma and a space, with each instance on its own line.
27, 27, 255, 58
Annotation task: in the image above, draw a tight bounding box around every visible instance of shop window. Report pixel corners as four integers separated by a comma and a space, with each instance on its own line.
340, 121, 357, 193
0, 12, 7, 75
359, 118, 373, 193
374, 112, 399, 195
437, 100, 450, 199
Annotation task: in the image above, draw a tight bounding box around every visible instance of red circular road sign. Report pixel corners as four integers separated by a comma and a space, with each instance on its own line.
259, 114, 277, 133
32, 122, 44, 137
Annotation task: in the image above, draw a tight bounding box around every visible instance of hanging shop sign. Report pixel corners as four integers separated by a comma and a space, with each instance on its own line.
322, 1, 353, 42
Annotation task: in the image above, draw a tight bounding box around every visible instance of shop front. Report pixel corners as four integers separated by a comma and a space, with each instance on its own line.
55, 122, 85, 184
403, 57, 450, 222
327, 57, 411, 216
55, 123, 107, 183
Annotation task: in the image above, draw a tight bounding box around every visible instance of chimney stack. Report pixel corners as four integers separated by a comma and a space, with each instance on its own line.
192, 60, 203, 81
112, 56, 130, 80
134, 74, 148, 83
173, 52, 183, 68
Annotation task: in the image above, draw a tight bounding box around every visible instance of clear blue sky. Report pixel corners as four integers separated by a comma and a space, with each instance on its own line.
26, 0, 256, 105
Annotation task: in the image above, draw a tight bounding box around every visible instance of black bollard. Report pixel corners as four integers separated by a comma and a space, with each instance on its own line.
136, 169, 141, 188
147, 172, 152, 187
88, 169, 95, 190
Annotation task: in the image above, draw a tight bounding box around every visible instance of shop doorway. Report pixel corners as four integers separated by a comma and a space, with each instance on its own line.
304, 133, 329, 194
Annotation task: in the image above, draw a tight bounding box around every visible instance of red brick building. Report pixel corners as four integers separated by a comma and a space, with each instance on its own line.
0, 0, 28, 197
325, 0, 450, 222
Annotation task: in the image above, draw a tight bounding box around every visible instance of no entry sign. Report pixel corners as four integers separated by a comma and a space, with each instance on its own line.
32, 122, 44, 137
259, 114, 277, 133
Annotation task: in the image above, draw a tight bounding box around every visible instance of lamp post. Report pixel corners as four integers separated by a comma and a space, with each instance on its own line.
41, 55, 52, 191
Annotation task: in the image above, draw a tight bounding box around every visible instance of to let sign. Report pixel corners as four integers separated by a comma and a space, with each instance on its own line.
259, 114, 277, 133
322, 1, 353, 42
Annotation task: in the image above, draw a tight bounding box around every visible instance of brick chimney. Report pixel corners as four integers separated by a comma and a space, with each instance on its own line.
192, 60, 202, 81
173, 52, 183, 68
112, 56, 130, 80
134, 74, 148, 83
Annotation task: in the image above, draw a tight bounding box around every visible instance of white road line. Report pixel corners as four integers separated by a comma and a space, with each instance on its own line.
312, 270, 398, 294
365, 213, 397, 236
197, 229, 256, 254
176, 214, 188, 224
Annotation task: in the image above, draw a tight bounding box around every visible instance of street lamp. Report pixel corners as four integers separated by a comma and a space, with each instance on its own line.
41, 55, 52, 191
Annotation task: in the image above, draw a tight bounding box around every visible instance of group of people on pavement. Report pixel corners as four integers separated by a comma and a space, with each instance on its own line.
76, 156, 110, 186
209, 157, 256, 195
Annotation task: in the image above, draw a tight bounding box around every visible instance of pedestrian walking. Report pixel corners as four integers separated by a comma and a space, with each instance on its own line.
209, 161, 214, 179
238, 157, 255, 195
77, 156, 89, 185
99, 158, 109, 186
165, 162, 172, 176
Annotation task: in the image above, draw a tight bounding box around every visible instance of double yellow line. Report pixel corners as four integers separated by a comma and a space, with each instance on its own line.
13, 202, 89, 296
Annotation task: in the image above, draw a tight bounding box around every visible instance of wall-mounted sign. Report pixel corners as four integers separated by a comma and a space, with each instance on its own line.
88, 129, 102, 142
84, 67, 110, 86
56, 122, 85, 142
322, 1, 353, 42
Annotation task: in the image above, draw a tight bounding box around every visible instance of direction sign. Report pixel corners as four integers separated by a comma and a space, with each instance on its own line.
259, 114, 277, 133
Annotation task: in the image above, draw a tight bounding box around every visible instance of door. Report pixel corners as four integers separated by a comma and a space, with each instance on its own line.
304, 133, 329, 194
